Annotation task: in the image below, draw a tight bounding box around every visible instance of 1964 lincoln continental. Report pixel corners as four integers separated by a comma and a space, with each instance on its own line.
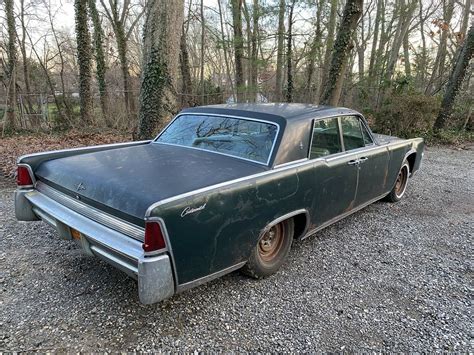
15, 104, 424, 304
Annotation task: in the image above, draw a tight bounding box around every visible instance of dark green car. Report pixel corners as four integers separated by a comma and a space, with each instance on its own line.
15, 104, 424, 304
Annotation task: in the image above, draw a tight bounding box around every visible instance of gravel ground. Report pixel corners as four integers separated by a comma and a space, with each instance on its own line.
0, 146, 472, 352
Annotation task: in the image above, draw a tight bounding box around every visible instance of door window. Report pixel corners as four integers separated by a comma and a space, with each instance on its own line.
341, 116, 366, 150
309, 117, 342, 159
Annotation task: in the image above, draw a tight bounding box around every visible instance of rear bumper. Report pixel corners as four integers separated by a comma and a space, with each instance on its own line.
15, 188, 175, 304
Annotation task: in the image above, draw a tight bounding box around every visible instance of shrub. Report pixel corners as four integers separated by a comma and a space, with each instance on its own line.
374, 93, 441, 137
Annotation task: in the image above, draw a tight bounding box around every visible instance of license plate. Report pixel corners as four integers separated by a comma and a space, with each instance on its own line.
70, 228, 82, 240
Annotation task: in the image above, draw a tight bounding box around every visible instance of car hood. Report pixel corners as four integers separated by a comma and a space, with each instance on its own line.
35, 143, 266, 225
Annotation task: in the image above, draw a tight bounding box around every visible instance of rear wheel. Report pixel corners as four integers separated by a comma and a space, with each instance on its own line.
242, 219, 294, 278
385, 161, 410, 202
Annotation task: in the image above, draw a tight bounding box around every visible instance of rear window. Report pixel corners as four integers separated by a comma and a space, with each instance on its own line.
155, 114, 278, 164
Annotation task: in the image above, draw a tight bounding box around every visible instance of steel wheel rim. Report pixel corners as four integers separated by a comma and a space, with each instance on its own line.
258, 224, 285, 263
395, 165, 409, 198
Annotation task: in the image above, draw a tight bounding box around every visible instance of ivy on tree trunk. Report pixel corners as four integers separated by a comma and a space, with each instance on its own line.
88, 0, 109, 125
4, 0, 17, 132
434, 23, 474, 131
320, 0, 363, 106
137, 0, 184, 139
75, 0, 93, 124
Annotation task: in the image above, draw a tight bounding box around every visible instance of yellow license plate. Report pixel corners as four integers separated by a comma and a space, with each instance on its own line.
70, 228, 82, 240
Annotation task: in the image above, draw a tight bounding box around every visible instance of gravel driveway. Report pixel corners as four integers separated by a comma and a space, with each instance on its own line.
0, 147, 472, 352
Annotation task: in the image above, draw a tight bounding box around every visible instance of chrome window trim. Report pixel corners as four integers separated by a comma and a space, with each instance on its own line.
307, 116, 343, 160
36, 181, 145, 241
153, 112, 281, 166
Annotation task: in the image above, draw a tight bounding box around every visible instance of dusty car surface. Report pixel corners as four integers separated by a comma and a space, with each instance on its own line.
15, 103, 424, 304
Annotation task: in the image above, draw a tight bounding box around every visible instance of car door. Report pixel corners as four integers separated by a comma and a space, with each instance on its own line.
339, 115, 390, 206
309, 117, 359, 227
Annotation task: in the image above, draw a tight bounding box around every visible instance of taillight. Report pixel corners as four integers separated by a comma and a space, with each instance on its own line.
142, 221, 166, 253
17, 165, 34, 186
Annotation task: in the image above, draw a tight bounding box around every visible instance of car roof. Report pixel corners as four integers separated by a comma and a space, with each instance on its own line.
181, 103, 360, 123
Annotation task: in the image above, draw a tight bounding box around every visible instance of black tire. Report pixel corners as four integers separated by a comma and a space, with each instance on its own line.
242, 218, 294, 279
385, 161, 410, 203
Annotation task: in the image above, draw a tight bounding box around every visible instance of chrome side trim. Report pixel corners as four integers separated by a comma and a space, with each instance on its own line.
274, 158, 308, 169
36, 181, 145, 241
302, 191, 389, 240
145, 158, 317, 216
176, 261, 246, 293
17, 140, 151, 164
152, 112, 281, 166
260, 209, 310, 240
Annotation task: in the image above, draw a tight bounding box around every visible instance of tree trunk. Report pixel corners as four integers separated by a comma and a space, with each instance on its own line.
320, 0, 363, 106
403, 31, 411, 77
434, 23, 474, 130
305, 0, 324, 103
426, 0, 455, 94
137, 0, 184, 139
384, 0, 417, 82
217, 0, 235, 100
275, 0, 285, 101
250, 0, 259, 100
368, 0, 382, 83
75, 0, 94, 124
179, 26, 196, 107
286, 0, 295, 102
19, 0, 34, 116
231, 0, 245, 102
4, 0, 17, 132
200, 0, 205, 104
321, 0, 338, 91
89, 0, 110, 125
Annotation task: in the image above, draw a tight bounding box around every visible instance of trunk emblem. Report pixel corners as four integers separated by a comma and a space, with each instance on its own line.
181, 203, 206, 217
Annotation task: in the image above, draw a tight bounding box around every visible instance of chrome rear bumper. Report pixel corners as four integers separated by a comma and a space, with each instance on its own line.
15, 188, 175, 304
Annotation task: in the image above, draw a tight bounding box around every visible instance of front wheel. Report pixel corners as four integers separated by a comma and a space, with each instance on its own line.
385, 161, 410, 202
242, 218, 294, 279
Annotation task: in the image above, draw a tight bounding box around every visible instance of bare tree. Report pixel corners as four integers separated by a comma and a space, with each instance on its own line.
100, 0, 145, 118
137, 0, 184, 139
275, 0, 285, 101
434, 23, 474, 130
286, 0, 296, 102
320, 0, 363, 106
231, 0, 245, 101
4, 0, 17, 132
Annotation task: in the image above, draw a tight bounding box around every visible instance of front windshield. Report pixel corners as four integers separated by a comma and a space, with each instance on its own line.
155, 114, 278, 164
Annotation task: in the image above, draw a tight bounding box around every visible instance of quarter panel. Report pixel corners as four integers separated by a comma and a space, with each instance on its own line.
149, 164, 315, 285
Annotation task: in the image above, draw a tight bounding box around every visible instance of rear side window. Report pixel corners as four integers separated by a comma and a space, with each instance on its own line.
309, 117, 342, 159
341, 116, 365, 150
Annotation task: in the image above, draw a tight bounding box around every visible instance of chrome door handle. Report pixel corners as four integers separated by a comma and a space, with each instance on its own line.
347, 159, 359, 166
358, 156, 368, 163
